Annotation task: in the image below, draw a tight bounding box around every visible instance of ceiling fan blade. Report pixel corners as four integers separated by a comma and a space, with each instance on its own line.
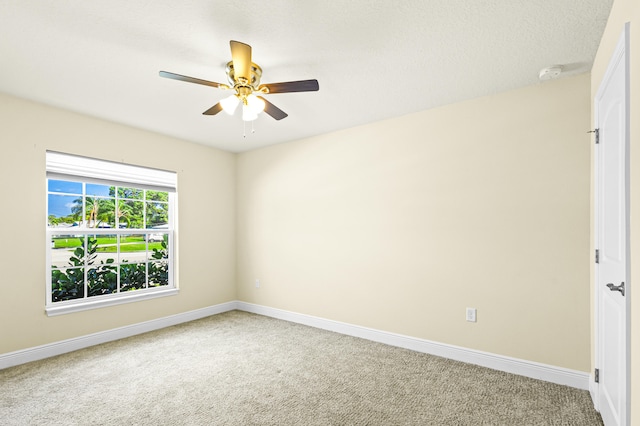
259, 97, 288, 120
262, 79, 319, 94
230, 40, 252, 83
202, 103, 223, 115
159, 71, 222, 88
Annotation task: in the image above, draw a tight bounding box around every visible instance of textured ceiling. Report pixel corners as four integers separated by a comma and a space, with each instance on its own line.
0, 1, 612, 153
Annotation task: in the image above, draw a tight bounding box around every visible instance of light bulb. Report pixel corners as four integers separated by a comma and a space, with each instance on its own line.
246, 94, 266, 115
220, 95, 239, 115
242, 104, 258, 121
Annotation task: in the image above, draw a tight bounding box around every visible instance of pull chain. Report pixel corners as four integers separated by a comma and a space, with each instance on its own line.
242, 120, 257, 138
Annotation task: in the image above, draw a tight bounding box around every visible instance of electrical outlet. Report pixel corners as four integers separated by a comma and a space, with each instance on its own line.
466, 307, 477, 322
255, 279, 260, 288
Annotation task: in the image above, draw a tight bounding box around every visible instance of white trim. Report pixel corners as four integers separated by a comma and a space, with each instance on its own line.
46, 151, 177, 191
236, 302, 591, 390
45, 288, 180, 316
0, 301, 238, 370
2, 300, 590, 391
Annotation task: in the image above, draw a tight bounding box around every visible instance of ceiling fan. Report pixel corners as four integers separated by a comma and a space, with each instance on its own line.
160, 40, 319, 122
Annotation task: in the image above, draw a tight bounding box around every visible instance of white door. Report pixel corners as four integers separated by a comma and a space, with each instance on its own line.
594, 24, 630, 426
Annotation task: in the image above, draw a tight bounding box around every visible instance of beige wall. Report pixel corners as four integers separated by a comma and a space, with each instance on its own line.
590, 0, 639, 422
0, 93, 236, 354
237, 74, 591, 371
0, 71, 594, 381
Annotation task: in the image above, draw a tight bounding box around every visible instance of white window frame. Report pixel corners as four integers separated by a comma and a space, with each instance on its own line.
45, 151, 178, 316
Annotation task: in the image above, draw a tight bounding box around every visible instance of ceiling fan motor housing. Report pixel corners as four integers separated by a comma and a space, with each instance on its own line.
226, 61, 263, 88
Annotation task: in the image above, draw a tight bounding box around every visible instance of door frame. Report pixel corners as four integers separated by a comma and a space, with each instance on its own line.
593, 22, 631, 425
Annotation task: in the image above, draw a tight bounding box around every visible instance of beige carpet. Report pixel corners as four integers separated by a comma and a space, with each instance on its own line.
0, 311, 603, 425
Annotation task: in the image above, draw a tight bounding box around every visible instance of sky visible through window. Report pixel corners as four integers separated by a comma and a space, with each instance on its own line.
48, 180, 115, 217
48, 179, 169, 231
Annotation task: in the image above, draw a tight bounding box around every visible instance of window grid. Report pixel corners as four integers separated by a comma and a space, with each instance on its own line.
47, 181, 174, 309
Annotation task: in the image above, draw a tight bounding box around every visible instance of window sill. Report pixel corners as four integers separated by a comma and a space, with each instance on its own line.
45, 288, 179, 316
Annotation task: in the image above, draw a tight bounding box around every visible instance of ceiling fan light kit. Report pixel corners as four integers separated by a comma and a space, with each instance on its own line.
220, 94, 240, 115
160, 40, 319, 127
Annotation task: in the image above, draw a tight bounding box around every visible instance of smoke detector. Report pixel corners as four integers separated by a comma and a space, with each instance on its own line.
539, 66, 563, 81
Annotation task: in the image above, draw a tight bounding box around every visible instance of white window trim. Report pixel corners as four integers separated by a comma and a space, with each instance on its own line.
46, 151, 176, 190
46, 288, 179, 316
45, 151, 178, 316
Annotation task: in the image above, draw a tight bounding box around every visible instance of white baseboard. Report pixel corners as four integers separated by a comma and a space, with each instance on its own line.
0, 301, 238, 370
1, 300, 592, 392
236, 302, 591, 390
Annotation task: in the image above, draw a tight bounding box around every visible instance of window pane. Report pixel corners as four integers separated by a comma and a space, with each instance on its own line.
119, 234, 147, 264
87, 263, 117, 297
146, 202, 169, 228
148, 261, 168, 287
51, 236, 85, 268
86, 183, 112, 197
48, 194, 82, 226
120, 263, 146, 292
118, 200, 144, 228
86, 197, 116, 228
86, 235, 118, 296
91, 234, 118, 265
48, 179, 82, 194
146, 190, 168, 202
51, 267, 84, 301
84, 197, 115, 228
146, 237, 168, 261
147, 237, 168, 287
118, 187, 143, 200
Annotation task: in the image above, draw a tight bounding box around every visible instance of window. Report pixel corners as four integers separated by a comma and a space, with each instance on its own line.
45, 152, 177, 316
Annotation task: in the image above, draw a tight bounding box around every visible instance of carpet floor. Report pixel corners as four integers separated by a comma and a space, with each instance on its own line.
0, 310, 603, 425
